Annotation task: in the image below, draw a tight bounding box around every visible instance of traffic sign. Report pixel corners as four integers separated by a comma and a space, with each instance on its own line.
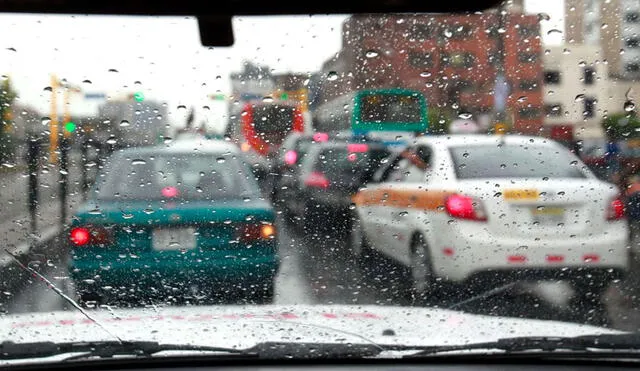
84, 92, 106, 100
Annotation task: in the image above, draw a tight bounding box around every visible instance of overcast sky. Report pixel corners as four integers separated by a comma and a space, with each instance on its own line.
0, 0, 563, 127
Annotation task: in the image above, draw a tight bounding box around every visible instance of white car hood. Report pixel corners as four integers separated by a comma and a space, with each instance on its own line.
0, 304, 624, 364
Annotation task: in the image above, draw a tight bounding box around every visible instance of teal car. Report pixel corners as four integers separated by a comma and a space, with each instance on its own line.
68, 139, 279, 306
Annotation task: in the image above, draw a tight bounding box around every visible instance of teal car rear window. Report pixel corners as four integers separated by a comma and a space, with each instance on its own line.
94, 152, 260, 201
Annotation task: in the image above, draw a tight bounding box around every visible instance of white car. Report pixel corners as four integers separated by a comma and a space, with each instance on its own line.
350, 135, 630, 299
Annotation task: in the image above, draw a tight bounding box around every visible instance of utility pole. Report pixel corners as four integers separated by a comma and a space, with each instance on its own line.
49, 74, 59, 164
493, 1, 509, 133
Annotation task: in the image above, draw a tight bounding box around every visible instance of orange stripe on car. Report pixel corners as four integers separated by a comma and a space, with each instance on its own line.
352, 189, 455, 211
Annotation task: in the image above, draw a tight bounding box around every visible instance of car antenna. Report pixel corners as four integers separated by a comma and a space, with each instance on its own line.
4, 249, 124, 344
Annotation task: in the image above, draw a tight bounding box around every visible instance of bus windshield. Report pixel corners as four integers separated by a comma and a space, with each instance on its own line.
359, 94, 423, 123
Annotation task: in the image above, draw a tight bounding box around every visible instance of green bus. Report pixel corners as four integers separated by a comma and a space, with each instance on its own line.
313, 88, 428, 134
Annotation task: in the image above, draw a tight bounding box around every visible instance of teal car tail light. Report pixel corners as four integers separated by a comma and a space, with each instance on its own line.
238, 223, 276, 243
70, 225, 113, 247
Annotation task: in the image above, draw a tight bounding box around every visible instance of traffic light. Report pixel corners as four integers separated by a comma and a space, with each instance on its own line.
133, 92, 144, 102
64, 121, 76, 133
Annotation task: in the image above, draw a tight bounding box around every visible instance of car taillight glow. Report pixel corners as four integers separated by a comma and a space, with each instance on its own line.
238, 223, 276, 242
70, 227, 91, 246
305, 171, 330, 188
607, 197, 625, 220
347, 143, 369, 153
445, 194, 487, 221
69, 226, 112, 247
284, 150, 298, 165
313, 132, 329, 142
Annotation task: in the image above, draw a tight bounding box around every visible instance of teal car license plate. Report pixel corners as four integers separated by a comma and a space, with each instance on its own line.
152, 227, 197, 251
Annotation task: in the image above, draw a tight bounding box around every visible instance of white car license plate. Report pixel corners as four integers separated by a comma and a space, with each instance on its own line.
152, 228, 197, 251
531, 207, 565, 225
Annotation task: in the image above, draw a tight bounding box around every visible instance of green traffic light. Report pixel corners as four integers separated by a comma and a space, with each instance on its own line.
64, 121, 76, 133
133, 92, 144, 102
280, 93, 288, 100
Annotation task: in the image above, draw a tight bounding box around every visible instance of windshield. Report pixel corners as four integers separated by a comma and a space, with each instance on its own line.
359, 94, 423, 123
450, 145, 588, 179
3, 0, 640, 366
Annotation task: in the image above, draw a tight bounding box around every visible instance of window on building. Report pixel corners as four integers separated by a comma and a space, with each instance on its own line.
544, 70, 561, 84
626, 63, 640, 72
519, 80, 539, 91
544, 104, 563, 117
517, 25, 537, 38
626, 12, 640, 23
448, 24, 474, 39
441, 52, 475, 68
518, 52, 538, 63
627, 38, 640, 48
409, 24, 437, 40
408, 50, 434, 68
456, 80, 473, 90
486, 26, 500, 39
583, 67, 595, 85
488, 51, 501, 67
583, 97, 596, 118
518, 107, 541, 119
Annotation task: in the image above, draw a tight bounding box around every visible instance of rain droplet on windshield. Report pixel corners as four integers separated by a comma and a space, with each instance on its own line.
547, 29, 562, 35
327, 71, 338, 81
574, 94, 585, 102
131, 159, 147, 165
365, 50, 379, 58
120, 120, 130, 127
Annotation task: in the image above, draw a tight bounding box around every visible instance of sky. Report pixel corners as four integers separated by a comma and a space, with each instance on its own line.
0, 0, 564, 128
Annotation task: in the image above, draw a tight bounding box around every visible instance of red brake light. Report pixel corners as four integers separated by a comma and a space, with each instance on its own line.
284, 150, 298, 165
69, 226, 112, 247
347, 143, 369, 153
304, 171, 330, 188
70, 227, 90, 246
607, 197, 625, 220
313, 132, 329, 142
445, 194, 487, 221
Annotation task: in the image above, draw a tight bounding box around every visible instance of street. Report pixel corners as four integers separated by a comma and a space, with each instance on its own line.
4, 201, 640, 331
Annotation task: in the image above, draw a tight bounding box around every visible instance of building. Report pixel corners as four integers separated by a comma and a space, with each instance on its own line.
566, 0, 640, 80
272, 73, 310, 111
542, 45, 606, 139
230, 62, 274, 102
316, 11, 544, 134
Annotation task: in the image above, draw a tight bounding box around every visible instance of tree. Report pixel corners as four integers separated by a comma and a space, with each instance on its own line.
601, 112, 640, 141
0, 78, 17, 163
427, 107, 452, 134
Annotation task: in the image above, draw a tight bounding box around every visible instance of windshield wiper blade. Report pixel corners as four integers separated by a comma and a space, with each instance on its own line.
0, 340, 256, 361
404, 334, 640, 358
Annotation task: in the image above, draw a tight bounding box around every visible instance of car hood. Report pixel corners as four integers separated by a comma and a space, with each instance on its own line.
0, 304, 622, 364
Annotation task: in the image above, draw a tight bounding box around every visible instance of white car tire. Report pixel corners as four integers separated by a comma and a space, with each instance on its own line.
410, 233, 437, 301
349, 212, 371, 264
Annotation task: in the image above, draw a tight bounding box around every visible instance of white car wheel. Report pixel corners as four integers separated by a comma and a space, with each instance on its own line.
410, 234, 435, 299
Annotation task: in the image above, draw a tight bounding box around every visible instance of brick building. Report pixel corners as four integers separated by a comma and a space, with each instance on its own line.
317, 11, 544, 134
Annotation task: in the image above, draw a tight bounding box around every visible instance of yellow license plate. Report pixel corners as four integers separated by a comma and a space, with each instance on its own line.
503, 189, 538, 201
532, 207, 564, 215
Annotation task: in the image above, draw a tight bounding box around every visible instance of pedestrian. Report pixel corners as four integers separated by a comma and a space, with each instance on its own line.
605, 140, 621, 183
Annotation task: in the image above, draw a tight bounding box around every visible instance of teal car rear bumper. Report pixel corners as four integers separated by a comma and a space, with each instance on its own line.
69, 247, 279, 299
